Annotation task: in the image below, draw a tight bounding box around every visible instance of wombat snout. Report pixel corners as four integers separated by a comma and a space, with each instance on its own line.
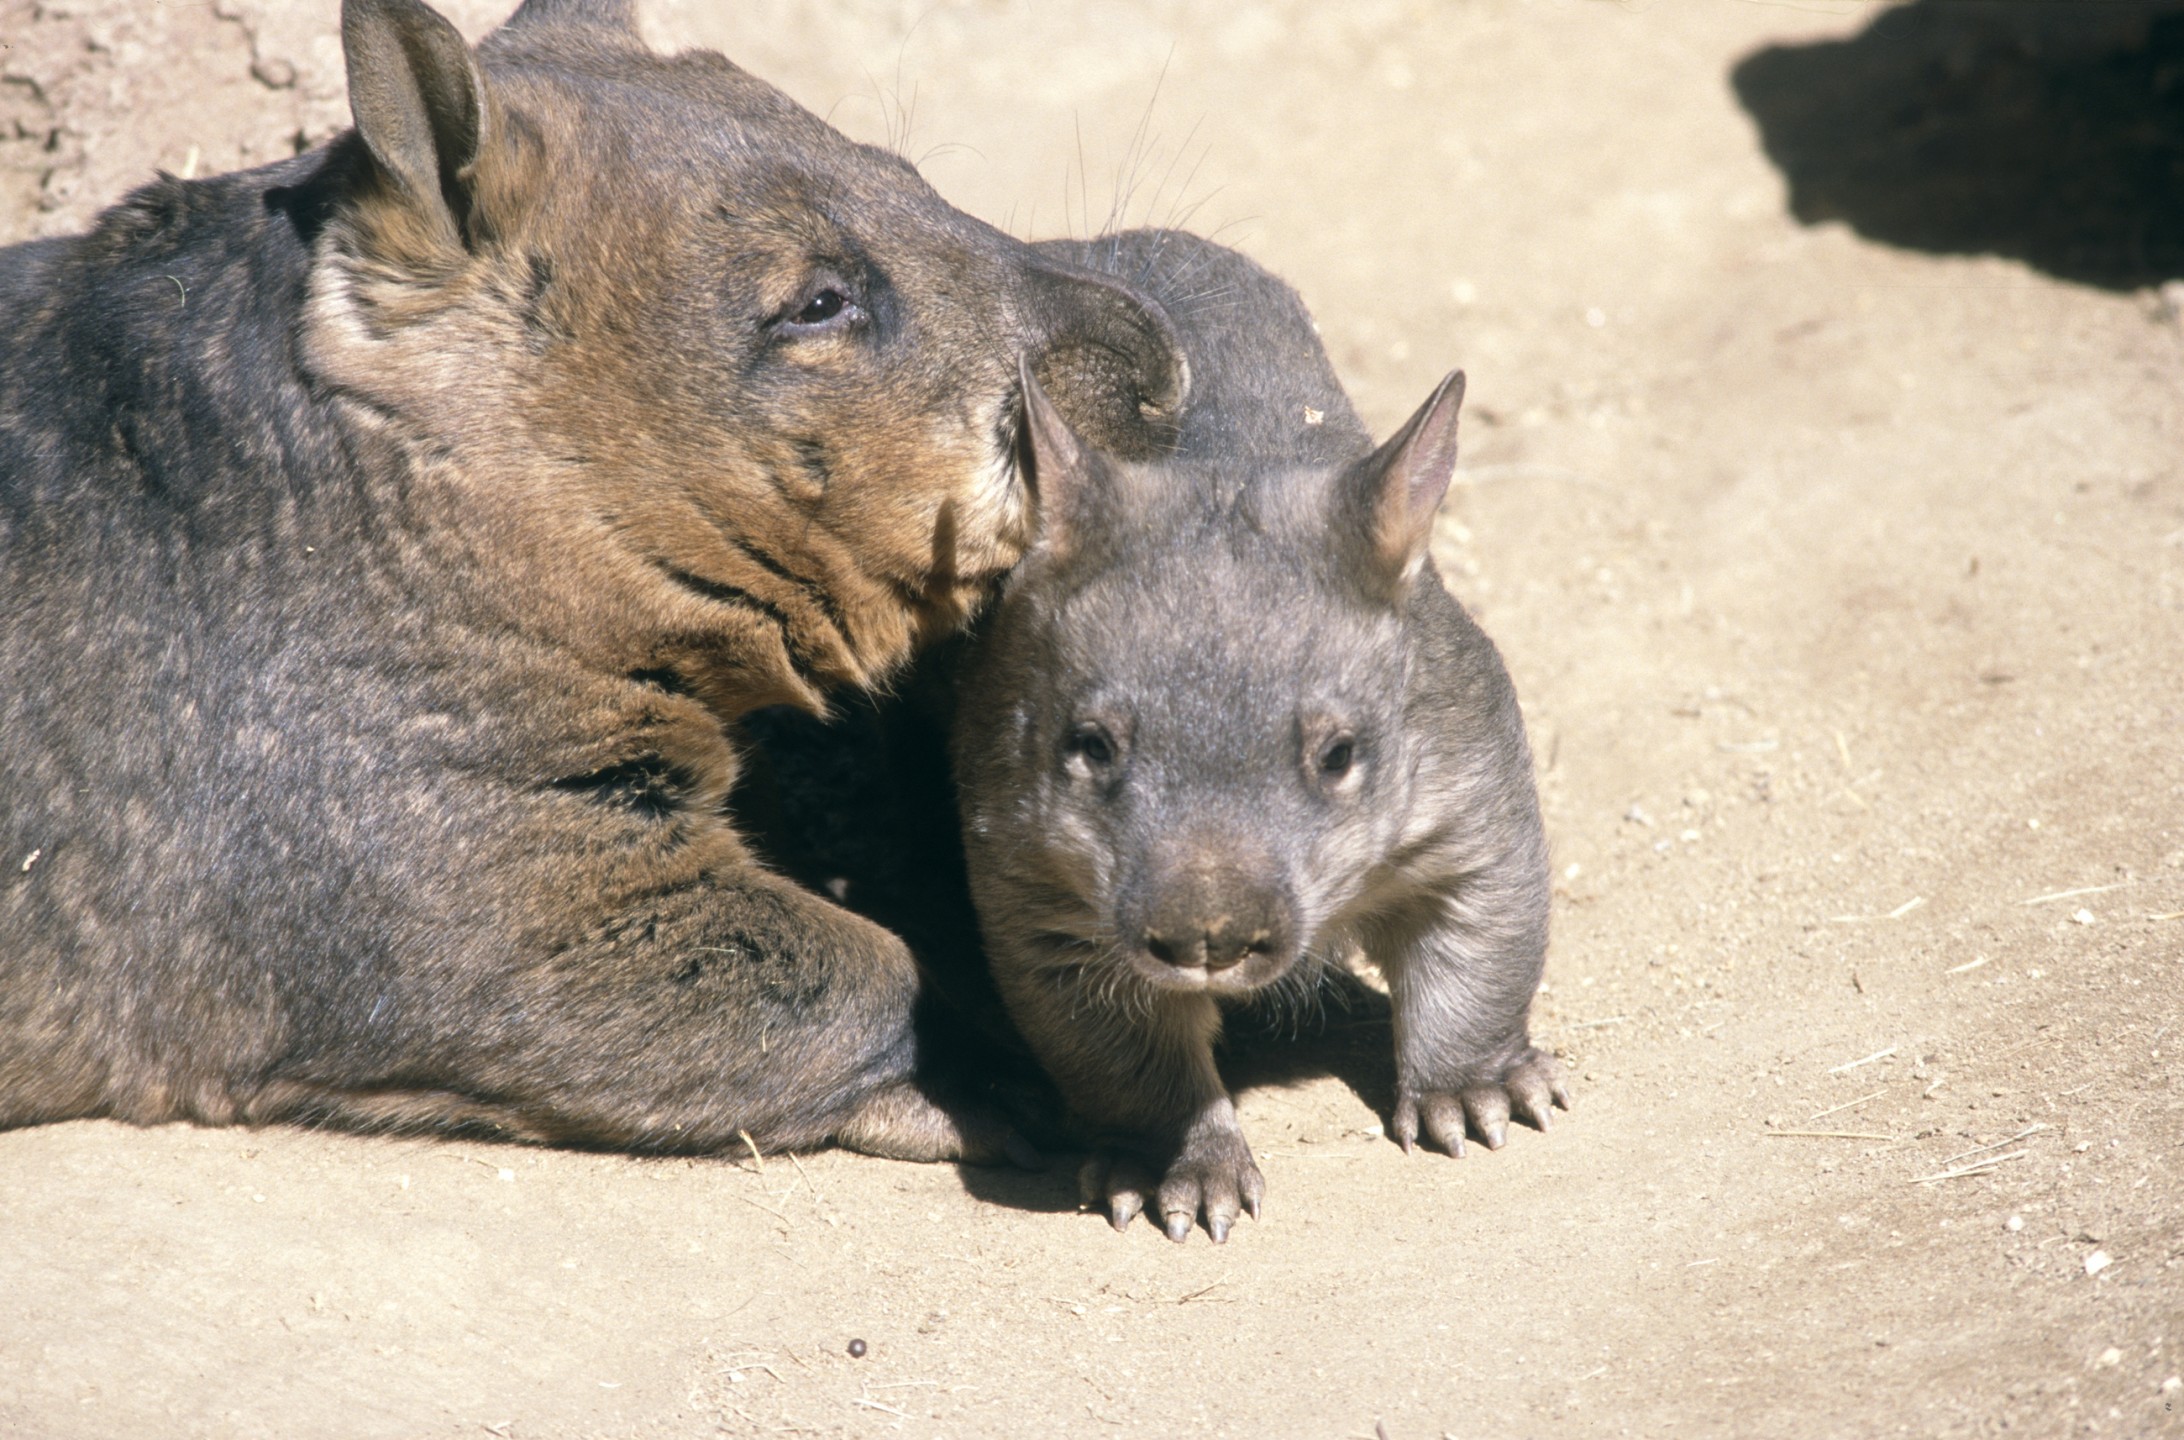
1124, 851, 1298, 985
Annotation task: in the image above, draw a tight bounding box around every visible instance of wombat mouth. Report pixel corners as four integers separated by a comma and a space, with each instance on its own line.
1127, 955, 1296, 997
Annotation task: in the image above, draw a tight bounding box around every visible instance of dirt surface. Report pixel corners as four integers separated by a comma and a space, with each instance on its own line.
3, 2, 2181, 1436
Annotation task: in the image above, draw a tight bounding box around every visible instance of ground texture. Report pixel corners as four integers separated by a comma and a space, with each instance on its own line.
2, 1, 2180, 1436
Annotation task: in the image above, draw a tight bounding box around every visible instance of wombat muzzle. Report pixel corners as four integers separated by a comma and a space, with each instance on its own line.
1124, 855, 1299, 982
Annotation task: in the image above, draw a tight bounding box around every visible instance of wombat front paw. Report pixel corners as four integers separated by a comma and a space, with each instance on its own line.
1394, 1047, 1571, 1157
1077, 1135, 1264, 1244
834, 1079, 1040, 1169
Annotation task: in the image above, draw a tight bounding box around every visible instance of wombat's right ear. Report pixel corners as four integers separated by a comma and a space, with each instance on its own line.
342, 0, 489, 248
1342, 369, 1465, 593
1019, 357, 1107, 563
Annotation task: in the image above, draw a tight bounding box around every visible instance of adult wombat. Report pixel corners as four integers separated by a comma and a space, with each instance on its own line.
955, 230, 1566, 1241
0, 0, 1186, 1163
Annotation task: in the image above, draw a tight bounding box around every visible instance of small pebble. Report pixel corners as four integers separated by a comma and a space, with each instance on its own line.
2071, 908, 2096, 926
2005, 1214, 2023, 1232
2161, 1376, 2182, 1394
847, 1338, 867, 1359
2085, 1250, 2113, 1277
2098, 1347, 2123, 1368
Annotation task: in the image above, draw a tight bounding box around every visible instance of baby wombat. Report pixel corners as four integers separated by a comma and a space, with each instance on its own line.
954, 230, 1566, 1242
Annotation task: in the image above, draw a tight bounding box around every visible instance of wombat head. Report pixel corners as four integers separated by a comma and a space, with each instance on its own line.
305, 0, 1186, 707
956, 367, 1466, 1000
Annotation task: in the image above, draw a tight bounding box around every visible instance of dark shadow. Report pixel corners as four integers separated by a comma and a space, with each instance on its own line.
727, 641, 1032, 1077
728, 668, 1400, 1216
1731, 1, 2184, 289
1220, 966, 1395, 1117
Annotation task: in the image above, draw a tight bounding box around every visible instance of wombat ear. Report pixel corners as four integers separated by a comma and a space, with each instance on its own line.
1020, 261, 1190, 464
342, 0, 489, 247
1345, 369, 1465, 589
500, 0, 640, 37
1019, 356, 1106, 562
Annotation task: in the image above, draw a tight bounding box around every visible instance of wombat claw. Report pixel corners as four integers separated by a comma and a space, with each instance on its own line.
1394, 1050, 1571, 1157
1079, 1147, 1264, 1243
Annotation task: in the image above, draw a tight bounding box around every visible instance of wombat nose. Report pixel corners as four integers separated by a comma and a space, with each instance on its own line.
1128, 852, 1296, 977
1140, 907, 1290, 974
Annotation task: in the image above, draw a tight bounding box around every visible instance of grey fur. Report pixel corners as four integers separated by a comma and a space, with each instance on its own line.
955, 230, 1567, 1242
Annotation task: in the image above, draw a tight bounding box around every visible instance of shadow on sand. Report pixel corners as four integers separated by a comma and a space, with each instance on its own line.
1732, 1, 2184, 289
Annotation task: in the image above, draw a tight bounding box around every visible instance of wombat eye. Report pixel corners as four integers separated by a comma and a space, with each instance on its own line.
776, 285, 864, 335
793, 289, 847, 324
1067, 723, 1117, 769
1318, 735, 1356, 777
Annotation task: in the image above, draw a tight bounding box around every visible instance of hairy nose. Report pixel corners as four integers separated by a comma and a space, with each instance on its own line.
1135, 860, 1295, 973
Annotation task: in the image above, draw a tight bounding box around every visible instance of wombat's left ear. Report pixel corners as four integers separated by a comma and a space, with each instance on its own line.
1018, 356, 1111, 564
1344, 369, 1464, 590
342, 0, 490, 249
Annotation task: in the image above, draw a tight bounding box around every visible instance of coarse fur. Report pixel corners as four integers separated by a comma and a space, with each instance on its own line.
0, 0, 1187, 1162
954, 229, 1566, 1240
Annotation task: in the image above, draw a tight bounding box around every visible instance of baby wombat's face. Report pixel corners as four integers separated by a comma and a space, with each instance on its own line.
965, 562, 1413, 997
955, 371, 1466, 1000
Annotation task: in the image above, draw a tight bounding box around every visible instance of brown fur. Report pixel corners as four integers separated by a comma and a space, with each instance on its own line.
0, 0, 1183, 1163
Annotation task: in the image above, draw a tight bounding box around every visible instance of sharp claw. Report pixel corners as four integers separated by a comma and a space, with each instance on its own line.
1484, 1122, 1507, 1150
1109, 1193, 1143, 1232
1245, 1194, 1262, 1221
1207, 1215, 1230, 1244
1164, 1212, 1193, 1244
1400, 1136, 1415, 1155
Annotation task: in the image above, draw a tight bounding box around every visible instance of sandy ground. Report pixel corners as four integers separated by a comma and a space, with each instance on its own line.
3, 1, 2181, 1436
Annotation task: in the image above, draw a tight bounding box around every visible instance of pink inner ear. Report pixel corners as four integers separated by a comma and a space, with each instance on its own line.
1378, 370, 1465, 572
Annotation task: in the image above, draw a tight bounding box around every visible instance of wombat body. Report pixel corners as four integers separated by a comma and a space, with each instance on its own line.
0, 0, 1185, 1162
954, 230, 1565, 1240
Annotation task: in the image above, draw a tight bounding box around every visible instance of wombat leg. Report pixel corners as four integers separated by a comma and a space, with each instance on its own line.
1002, 964, 1262, 1242
1153, 1097, 1264, 1243
240, 1080, 562, 1142
835, 1077, 1041, 1168
249, 863, 1030, 1161
1379, 878, 1569, 1158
